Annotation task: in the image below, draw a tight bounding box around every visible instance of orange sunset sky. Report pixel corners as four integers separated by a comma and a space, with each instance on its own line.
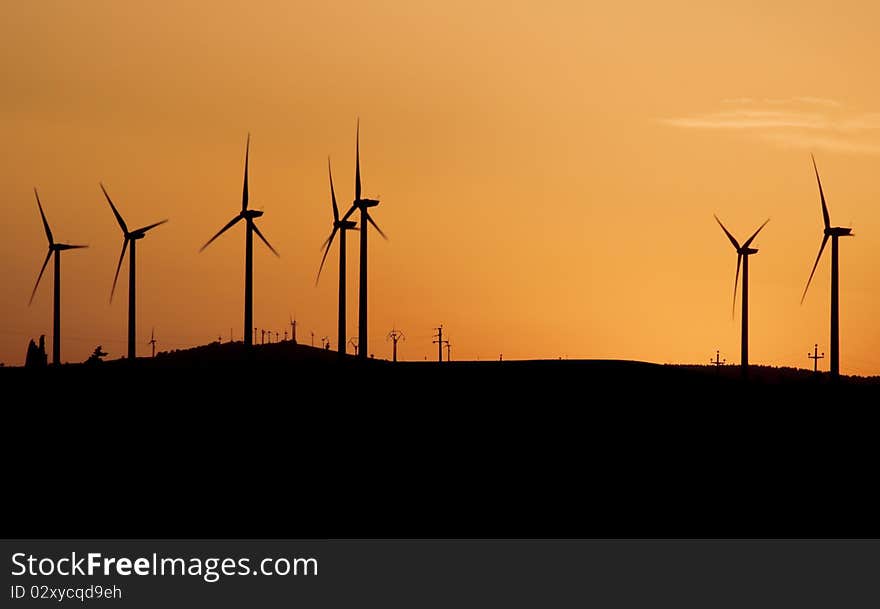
2, 1, 879, 374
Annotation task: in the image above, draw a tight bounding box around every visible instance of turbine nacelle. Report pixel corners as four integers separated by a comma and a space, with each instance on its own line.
335, 219, 357, 230
739, 247, 759, 256
242, 209, 264, 219
356, 198, 380, 209
826, 226, 852, 237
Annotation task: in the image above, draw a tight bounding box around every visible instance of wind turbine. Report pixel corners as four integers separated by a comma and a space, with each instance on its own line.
148, 327, 157, 358
714, 214, 769, 376
801, 155, 853, 380
101, 183, 168, 360
339, 120, 388, 359
316, 158, 357, 354
28, 188, 87, 365
200, 134, 279, 347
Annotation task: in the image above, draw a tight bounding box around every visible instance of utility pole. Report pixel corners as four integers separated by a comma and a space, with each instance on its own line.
290, 315, 297, 344
261, 329, 265, 345
433, 325, 446, 362
149, 328, 157, 358
349, 337, 359, 356
808, 344, 825, 373
387, 327, 405, 362
445, 340, 452, 362
311, 331, 314, 347
711, 350, 726, 367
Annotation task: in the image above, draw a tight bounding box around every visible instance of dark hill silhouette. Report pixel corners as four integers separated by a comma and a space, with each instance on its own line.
2, 340, 877, 397
4, 345, 879, 540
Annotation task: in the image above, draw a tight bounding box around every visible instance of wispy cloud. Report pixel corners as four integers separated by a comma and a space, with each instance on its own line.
720, 96, 842, 108
759, 132, 880, 155
664, 98, 880, 154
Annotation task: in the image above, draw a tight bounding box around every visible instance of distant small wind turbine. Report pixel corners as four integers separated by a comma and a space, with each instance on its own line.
801, 154, 854, 380
200, 134, 279, 347
101, 183, 168, 360
316, 158, 358, 354
148, 328, 157, 358
28, 188, 88, 365
714, 214, 769, 376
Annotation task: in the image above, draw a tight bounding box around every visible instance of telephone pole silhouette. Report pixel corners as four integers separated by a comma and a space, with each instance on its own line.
445, 340, 452, 362
711, 350, 726, 367
349, 337, 359, 356
808, 344, 825, 373
433, 325, 448, 362
387, 327, 405, 362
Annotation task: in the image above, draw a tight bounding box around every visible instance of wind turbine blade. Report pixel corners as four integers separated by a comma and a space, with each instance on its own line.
34, 188, 54, 245
355, 119, 361, 202
110, 238, 129, 303
811, 154, 831, 229
29, 249, 53, 305
135, 219, 169, 234
328, 157, 340, 223
801, 234, 829, 304
200, 215, 243, 252
100, 183, 129, 235
732, 253, 741, 319
56, 244, 89, 250
714, 214, 740, 250
252, 222, 279, 257
366, 212, 388, 240
742, 218, 770, 248
242, 133, 250, 211
315, 227, 339, 285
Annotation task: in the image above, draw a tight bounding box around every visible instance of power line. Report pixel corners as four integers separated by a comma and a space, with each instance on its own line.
387, 327, 405, 362
808, 343, 825, 373
432, 325, 448, 363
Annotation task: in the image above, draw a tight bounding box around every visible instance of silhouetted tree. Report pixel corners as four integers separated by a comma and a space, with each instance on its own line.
25, 335, 48, 368
86, 345, 108, 365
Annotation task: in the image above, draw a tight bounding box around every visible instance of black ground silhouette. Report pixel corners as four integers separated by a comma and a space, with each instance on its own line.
5, 342, 878, 539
